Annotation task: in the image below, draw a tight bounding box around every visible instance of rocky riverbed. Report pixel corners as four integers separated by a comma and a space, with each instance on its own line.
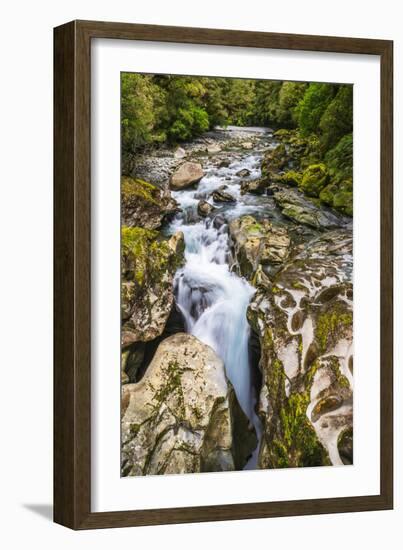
121, 126, 353, 476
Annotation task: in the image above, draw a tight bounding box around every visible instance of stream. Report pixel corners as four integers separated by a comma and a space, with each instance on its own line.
166, 128, 276, 468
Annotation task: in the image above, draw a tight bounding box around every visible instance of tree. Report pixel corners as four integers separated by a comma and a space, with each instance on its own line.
296, 83, 336, 136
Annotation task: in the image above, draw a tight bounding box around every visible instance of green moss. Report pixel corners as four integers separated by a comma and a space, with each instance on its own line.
270, 390, 330, 468
261, 329, 330, 469
315, 305, 353, 353
121, 226, 183, 288
277, 170, 302, 187
149, 360, 187, 419
319, 178, 353, 217
299, 163, 329, 197
121, 176, 161, 205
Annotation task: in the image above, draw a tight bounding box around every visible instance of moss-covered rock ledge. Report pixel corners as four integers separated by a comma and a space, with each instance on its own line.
121, 226, 185, 348
121, 176, 178, 230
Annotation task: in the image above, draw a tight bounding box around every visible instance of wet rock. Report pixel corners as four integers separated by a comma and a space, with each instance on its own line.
122, 176, 179, 230
170, 161, 205, 189
197, 200, 215, 217
121, 333, 257, 476
121, 228, 185, 347
212, 214, 227, 229
274, 188, 346, 230
212, 186, 236, 203
236, 168, 251, 178
229, 215, 291, 279
240, 178, 268, 195
218, 158, 231, 168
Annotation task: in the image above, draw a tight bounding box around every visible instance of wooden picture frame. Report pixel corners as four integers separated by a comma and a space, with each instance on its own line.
54, 19, 393, 529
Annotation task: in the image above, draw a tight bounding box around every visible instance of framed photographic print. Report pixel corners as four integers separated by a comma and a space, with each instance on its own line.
54, 20, 393, 529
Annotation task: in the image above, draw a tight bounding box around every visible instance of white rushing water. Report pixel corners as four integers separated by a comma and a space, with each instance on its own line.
172, 216, 256, 420
167, 139, 269, 456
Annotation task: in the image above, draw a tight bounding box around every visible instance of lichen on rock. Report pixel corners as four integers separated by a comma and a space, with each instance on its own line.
246, 229, 353, 468
121, 226, 185, 347
121, 333, 257, 476
121, 176, 178, 229
229, 215, 291, 280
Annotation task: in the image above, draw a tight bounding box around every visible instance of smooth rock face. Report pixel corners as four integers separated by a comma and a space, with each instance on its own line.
247, 229, 353, 468
274, 188, 346, 230
121, 333, 257, 476
121, 176, 178, 230
169, 162, 205, 189
121, 228, 185, 347
197, 200, 215, 217
229, 215, 291, 279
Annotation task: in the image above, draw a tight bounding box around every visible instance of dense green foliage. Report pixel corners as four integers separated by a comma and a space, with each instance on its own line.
122, 73, 352, 154
121, 73, 353, 215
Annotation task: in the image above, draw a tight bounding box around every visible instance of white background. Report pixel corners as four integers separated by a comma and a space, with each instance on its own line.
92, 40, 380, 512
0, 0, 400, 548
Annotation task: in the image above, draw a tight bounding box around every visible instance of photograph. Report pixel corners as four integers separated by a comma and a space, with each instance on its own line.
120, 73, 354, 476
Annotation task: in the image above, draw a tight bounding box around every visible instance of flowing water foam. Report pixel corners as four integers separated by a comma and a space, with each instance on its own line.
167, 140, 270, 467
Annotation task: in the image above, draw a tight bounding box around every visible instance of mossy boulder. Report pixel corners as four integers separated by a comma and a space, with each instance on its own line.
229, 215, 291, 279
261, 144, 288, 178
121, 333, 257, 476
299, 163, 329, 197
320, 178, 353, 217
274, 188, 345, 230
275, 170, 302, 187
121, 226, 185, 347
121, 176, 178, 229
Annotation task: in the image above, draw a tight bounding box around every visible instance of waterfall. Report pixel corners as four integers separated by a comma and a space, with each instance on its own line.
173, 217, 256, 421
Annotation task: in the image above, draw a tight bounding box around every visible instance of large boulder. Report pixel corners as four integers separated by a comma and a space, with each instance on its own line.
121, 227, 185, 348
247, 229, 353, 468
274, 188, 346, 230
229, 215, 291, 279
121, 333, 257, 476
121, 176, 178, 230
169, 161, 204, 190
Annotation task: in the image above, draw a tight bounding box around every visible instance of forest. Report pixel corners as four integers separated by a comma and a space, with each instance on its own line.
121, 73, 354, 476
